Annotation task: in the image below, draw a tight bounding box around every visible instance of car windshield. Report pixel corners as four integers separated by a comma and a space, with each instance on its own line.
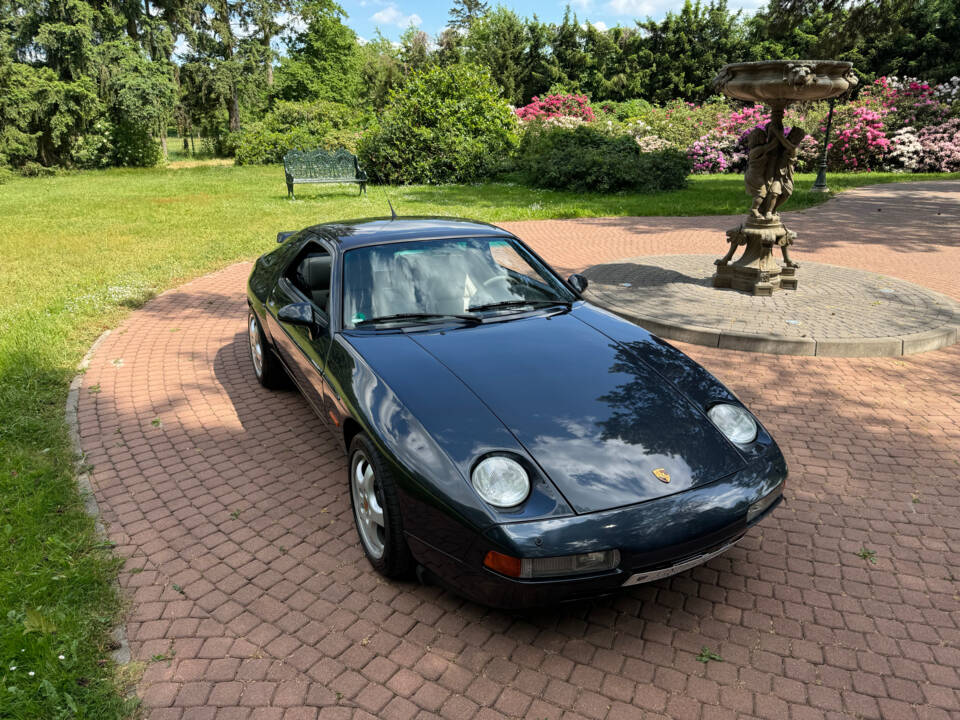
342, 237, 574, 329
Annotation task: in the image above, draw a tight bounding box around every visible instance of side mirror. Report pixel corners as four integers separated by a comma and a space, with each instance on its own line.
277, 302, 315, 327
568, 273, 589, 294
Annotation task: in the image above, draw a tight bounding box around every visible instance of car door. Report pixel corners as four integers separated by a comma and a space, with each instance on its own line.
266, 239, 336, 419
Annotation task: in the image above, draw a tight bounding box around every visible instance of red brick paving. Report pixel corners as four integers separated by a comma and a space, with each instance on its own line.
78, 182, 960, 718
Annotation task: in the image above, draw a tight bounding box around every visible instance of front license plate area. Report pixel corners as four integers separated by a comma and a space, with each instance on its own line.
621, 539, 739, 587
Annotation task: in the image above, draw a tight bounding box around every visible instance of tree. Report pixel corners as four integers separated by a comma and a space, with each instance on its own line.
519, 16, 559, 103
273, 0, 363, 103
360, 32, 403, 110
848, 0, 959, 81
244, 0, 294, 86
448, 0, 489, 31
465, 6, 526, 105
98, 40, 177, 164
764, 0, 911, 59
634, 0, 749, 104
551, 7, 585, 93
399, 24, 431, 75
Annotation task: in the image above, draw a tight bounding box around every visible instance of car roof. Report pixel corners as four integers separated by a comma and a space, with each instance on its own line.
303, 216, 515, 250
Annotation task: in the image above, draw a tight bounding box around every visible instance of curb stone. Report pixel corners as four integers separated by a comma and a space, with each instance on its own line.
65, 329, 132, 666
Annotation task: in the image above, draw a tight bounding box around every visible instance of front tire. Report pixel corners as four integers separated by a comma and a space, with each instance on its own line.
349, 433, 413, 578
248, 308, 288, 389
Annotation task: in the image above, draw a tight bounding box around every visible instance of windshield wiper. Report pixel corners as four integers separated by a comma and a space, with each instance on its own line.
355, 312, 481, 327
467, 298, 572, 313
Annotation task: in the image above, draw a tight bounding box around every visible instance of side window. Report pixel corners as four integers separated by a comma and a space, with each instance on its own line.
285, 243, 333, 316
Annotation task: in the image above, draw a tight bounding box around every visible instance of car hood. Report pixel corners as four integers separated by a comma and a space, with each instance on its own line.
408, 310, 746, 514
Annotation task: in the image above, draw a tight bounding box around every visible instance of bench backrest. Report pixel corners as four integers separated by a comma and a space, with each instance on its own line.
284, 148, 359, 180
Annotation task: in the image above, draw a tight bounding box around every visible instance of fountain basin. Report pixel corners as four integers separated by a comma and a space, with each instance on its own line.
713, 60, 857, 106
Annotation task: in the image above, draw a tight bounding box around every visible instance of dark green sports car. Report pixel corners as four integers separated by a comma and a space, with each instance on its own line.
246, 217, 786, 608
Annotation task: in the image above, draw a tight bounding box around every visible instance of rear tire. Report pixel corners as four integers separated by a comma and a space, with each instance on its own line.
248, 308, 288, 389
349, 433, 413, 579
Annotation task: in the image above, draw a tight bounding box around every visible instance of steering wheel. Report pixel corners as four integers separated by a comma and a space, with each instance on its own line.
481, 274, 512, 292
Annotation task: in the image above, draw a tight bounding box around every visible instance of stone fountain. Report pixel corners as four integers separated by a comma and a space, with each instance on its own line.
712, 60, 858, 295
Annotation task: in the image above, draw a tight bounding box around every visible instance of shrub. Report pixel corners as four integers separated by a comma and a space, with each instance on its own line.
824, 104, 890, 171
72, 119, 114, 169
515, 94, 595, 123
916, 118, 960, 171
934, 77, 960, 106
624, 98, 733, 150
600, 99, 653, 121
358, 63, 518, 184
0, 166, 14, 184
635, 135, 674, 153
235, 100, 365, 165
874, 76, 947, 132
18, 161, 57, 177
687, 132, 735, 174
516, 122, 690, 193
884, 127, 924, 172
110, 119, 162, 167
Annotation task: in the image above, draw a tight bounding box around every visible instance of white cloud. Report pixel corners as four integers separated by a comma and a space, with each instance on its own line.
371, 4, 422, 27
582, 20, 608, 31
570, 0, 593, 9
606, 0, 657, 15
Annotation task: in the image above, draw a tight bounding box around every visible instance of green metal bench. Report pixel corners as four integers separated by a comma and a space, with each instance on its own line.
283, 147, 368, 199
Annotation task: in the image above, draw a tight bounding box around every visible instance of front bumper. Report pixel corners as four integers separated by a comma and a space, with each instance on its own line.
409, 452, 786, 609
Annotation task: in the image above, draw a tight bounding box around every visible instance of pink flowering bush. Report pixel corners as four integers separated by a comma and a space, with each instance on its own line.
823, 104, 890, 171
515, 94, 595, 123
873, 76, 947, 132
687, 132, 735, 173
916, 119, 960, 172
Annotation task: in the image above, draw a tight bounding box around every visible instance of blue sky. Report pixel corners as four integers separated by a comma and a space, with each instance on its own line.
339, 0, 764, 42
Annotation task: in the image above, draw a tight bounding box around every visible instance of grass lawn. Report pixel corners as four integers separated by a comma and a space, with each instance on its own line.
0, 163, 957, 717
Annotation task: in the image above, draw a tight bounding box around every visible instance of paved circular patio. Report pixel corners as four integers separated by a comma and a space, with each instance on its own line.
582, 255, 960, 357
78, 182, 960, 720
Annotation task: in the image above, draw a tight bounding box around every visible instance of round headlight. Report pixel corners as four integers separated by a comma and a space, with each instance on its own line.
471, 456, 530, 508
707, 403, 757, 444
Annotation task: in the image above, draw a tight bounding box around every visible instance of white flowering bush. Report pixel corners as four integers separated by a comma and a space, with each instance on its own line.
542, 115, 588, 129
635, 135, 674, 153
933, 76, 960, 104
883, 127, 924, 172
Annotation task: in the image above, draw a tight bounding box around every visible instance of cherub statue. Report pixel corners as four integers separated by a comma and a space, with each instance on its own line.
761, 121, 807, 219
744, 127, 780, 219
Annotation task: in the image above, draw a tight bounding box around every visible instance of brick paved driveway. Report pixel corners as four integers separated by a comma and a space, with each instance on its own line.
78, 182, 960, 719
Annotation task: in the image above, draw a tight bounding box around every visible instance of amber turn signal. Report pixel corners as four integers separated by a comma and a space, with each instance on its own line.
483, 550, 523, 578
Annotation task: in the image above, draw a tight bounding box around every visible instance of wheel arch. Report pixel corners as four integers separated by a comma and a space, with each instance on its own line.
342, 416, 363, 454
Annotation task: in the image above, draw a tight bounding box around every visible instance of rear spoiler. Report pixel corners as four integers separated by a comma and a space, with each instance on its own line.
277, 231, 296, 244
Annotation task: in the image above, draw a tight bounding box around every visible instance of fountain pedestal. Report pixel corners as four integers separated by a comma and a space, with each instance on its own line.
713, 217, 797, 296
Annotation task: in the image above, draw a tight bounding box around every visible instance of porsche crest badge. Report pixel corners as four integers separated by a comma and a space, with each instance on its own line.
653, 468, 671, 483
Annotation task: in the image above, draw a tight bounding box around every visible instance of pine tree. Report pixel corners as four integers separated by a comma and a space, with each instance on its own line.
448, 0, 489, 31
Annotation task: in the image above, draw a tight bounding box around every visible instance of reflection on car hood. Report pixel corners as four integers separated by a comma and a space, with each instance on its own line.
409, 310, 745, 514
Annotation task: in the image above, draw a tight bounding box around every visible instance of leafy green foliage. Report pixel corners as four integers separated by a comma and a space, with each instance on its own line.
235, 100, 366, 164
272, 0, 363, 105
359, 63, 518, 184
0, 62, 100, 169
696, 646, 724, 663
635, 0, 757, 105
464, 6, 527, 105
517, 122, 692, 193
